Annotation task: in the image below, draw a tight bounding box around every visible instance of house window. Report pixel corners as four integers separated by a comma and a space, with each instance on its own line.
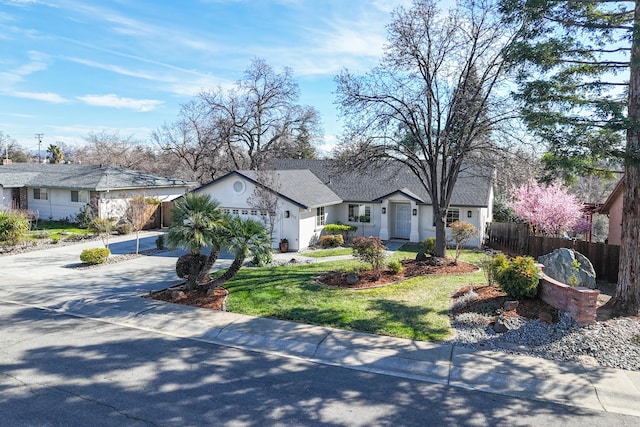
241, 209, 248, 215
250, 210, 258, 216
446, 208, 460, 226
316, 206, 326, 227
432, 208, 461, 226
232, 209, 239, 215
222, 208, 230, 214
33, 188, 48, 200
348, 204, 371, 223
71, 190, 88, 203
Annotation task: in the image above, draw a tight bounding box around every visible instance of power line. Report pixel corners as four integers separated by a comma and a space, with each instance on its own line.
35, 133, 44, 163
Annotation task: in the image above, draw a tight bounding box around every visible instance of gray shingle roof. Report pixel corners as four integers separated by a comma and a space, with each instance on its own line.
197, 170, 342, 209
273, 159, 493, 207
0, 163, 196, 191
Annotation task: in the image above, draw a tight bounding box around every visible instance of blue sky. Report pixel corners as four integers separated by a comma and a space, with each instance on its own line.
0, 0, 412, 155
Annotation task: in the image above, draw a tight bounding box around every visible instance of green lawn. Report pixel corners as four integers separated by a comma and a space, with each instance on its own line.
223, 248, 486, 341
31, 220, 92, 240
300, 247, 353, 258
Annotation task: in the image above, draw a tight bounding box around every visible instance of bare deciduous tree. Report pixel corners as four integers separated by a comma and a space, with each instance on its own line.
125, 195, 160, 254
335, 0, 521, 257
152, 100, 239, 183
199, 59, 322, 170
247, 169, 280, 241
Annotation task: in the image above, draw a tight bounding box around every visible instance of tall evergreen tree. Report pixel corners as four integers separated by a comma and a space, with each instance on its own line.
501, 0, 640, 315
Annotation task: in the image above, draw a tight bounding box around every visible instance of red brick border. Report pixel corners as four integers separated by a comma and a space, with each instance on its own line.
536, 264, 599, 326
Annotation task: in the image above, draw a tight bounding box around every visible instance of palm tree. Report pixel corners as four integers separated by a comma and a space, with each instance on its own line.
209, 217, 271, 289
167, 193, 226, 290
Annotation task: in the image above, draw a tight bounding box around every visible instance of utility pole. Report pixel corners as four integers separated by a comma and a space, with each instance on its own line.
35, 133, 43, 163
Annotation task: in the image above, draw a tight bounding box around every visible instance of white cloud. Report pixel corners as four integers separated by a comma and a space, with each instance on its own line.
0, 50, 50, 86
12, 91, 67, 103
77, 94, 163, 112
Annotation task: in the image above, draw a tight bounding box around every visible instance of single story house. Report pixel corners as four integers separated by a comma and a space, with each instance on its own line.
598, 177, 624, 245
194, 159, 494, 251
0, 163, 196, 225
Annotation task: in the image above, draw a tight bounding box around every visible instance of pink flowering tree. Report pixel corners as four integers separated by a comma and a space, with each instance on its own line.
510, 179, 583, 236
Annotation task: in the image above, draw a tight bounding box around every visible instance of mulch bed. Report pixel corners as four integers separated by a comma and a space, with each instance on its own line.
316, 258, 478, 289
451, 284, 560, 322
146, 286, 229, 311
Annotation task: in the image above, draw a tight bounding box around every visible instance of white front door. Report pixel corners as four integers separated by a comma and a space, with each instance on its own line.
394, 204, 411, 239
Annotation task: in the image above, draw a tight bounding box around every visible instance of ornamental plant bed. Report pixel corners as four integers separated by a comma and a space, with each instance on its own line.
451, 284, 560, 322
317, 258, 478, 289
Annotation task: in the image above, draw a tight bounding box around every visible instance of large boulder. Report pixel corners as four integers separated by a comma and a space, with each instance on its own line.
538, 248, 596, 289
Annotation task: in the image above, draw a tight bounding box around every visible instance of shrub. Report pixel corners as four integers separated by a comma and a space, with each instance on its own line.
352, 237, 386, 271
324, 223, 358, 242
489, 253, 509, 284
75, 204, 95, 228
80, 247, 111, 265
449, 221, 478, 263
319, 234, 344, 248
452, 289, 479, 311
155, 234, 165, 250
116, 222, 133, 235
496, 256, 541, 299
252, 250, 273, 267
387, 259, 403, 274
51, 236, 61, 244
422, 237, 436, 255
0, 211, 30, 247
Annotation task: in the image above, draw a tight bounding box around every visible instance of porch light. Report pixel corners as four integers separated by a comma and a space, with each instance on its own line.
467, 210, 472, 218
382, 207, 386, 214
284, 210, 290, 218
412, 208, 417, 216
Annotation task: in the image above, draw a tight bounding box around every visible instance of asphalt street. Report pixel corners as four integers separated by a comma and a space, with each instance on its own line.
1, 303, 638, 427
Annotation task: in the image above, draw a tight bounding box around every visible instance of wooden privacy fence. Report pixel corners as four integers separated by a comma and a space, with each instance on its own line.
487, 222, 620, 284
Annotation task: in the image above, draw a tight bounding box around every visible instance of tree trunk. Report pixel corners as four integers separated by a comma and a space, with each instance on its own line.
195, 249, 220, 285
433, 206, 447, 258
208, 256, 244, 289
609, 0, 640, 316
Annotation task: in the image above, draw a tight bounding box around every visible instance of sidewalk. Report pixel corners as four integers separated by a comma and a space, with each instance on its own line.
1, 235, 639, 417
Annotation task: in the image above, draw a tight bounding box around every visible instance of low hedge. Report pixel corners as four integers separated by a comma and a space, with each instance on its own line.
80, 247, 111, 265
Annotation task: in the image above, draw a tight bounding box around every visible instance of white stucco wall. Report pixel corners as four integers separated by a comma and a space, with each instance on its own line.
196, 176, 304, 250
23, 186, 188, 222
28, 187, 89, 221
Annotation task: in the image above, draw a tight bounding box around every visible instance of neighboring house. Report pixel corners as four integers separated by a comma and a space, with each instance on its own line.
598, 177, 624, 245
195, 159, 494, 251
0, 163, 196, 225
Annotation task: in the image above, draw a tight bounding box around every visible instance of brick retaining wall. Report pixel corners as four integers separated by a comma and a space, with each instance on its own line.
537, 271, 599, 326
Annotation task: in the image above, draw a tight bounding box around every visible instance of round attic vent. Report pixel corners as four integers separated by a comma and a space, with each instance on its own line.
233, 180, 245, 194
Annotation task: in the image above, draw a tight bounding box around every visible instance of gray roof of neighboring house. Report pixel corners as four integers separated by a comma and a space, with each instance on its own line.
272, 159, 494, 207
196, 170, 342, 209
0, 163, 196, 191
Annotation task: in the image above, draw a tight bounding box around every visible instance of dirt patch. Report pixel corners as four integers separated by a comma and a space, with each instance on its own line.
316, 258, 478, 289
146, 286, 229, 311
451, 284, 560, 322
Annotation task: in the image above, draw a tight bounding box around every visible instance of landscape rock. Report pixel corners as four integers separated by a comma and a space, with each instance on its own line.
492, 316, 519, 333
346, 273, 361, 286
427, 256, 445, 266
170, 290, 185, 299
503, 301, 519, 311
415, 252, 428, 262
538, 311, 553, 324
538, 248, 596, 289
